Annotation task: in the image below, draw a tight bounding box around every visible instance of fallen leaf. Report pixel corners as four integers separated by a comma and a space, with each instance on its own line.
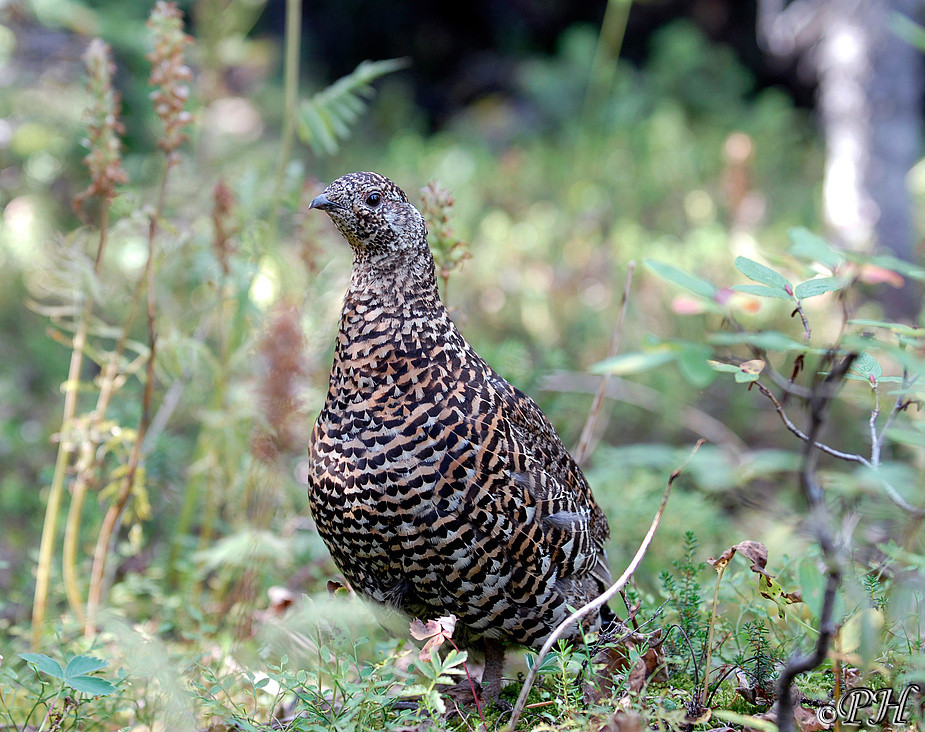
597, 709, 646, 732
756, 697, 826, 732
793, 703, 826, 731
734, 669, 773, 708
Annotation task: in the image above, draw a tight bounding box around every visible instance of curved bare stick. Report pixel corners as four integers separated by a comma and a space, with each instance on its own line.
506, 439, 703, 730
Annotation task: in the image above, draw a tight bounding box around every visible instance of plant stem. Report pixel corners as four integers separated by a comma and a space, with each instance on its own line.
270, 0, 301, 232
62, 270, 143, 624
583, 0, 632, 119
32, 204, 111, 647
702, 562, 726, 705
36, 684, 63, 732
775, 353, 855, 732
168, 283, 231, 588
85, 162, 168, 635
575, 262, 635, 465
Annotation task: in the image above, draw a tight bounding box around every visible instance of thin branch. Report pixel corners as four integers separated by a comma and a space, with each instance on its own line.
760, 357, 814, 400
574, 262, 635, 465
752, 381, 869, 464
868, 382, 882, 463
506, 440, 702, 730
753, 379, 925, 516
870, 370, 918, 467
775, 353, 854, 732
792, 300, 812, 345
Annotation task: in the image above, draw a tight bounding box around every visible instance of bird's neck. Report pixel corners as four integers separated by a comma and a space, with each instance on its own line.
346, 248, 443, 314
333, 249, 462, 385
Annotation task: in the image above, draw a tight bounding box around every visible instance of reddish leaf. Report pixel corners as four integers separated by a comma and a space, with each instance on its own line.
409, 615, 457, 660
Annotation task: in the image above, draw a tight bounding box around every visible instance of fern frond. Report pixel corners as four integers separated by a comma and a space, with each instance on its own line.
298, 58, 410, 155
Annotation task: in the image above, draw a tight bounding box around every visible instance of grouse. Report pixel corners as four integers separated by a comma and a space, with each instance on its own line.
307, 171, 613, 699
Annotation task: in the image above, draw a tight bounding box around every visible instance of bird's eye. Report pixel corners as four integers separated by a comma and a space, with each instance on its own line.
365, 192, 381, 207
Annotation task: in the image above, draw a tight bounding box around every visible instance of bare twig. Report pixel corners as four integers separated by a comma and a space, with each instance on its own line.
752, 379, 925, 516
752, 381, 867, 464
792, 300, 812, 345
575, 262, 635, 465
775, 353, 854, 732
870, 370, 918, 467
868, 381, 882, 462
506, 439, 701, 730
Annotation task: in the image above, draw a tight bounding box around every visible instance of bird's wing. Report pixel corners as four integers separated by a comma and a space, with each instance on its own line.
487, 371, 611, 548
428, 366, 612, 587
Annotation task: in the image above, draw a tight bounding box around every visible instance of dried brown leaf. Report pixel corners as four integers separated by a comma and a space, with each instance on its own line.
596, 709, 646, 732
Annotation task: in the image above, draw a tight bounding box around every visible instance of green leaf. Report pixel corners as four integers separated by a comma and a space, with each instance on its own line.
794, 276, 843, 299
843, 334, 925, 377
708, 360, 741, 373
590, 350, 677, 375
759, 574, 802, 618
708, 331, 809, 352
797, 558, 846, 622
297, 58, 410, 156
712, 710, 778, 732
889, 10, 925, 50
734, 256, 792, 292
847, 352, 883, 383
848, 319, 922, 337
677, 344, 716, 387
744, 449, 802, 476
840, 608, 885, 666
731, 283, 791, 299
19, 653, 64, 679
787, 227, 844, 269
65, 656, 108, 679
709, 358, 764, 383
644, 259, 717, 299
734, 369, 760, 383
64, 675, 115, 696
887, 426, 925, 448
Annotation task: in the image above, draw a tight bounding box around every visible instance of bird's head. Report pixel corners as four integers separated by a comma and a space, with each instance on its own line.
309, 172, 428, 262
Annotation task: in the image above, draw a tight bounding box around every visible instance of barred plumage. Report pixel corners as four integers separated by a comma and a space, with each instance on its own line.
307, 171, 612, 698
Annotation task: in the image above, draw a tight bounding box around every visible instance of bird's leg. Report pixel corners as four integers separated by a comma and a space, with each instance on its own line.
481, 639, 506, 702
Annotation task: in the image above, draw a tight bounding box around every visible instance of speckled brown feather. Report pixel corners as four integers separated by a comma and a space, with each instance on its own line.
307, 171, 612, 654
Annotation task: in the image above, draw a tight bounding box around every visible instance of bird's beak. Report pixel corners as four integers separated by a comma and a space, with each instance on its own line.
309, 192, 341, 211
